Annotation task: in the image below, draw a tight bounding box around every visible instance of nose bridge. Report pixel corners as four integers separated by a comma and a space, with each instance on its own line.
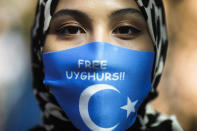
90, 22, 109, 42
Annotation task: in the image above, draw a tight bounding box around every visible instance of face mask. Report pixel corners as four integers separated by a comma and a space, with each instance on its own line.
42, 42, 155, 131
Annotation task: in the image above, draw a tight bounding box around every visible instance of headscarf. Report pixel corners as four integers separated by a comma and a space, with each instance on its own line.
30, 0, 183, 130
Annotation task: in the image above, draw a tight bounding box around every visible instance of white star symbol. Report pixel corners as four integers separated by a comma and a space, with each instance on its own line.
121, 97, 138, 118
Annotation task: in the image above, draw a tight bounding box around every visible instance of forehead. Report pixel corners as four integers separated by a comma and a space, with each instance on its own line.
55, 0, 140, 15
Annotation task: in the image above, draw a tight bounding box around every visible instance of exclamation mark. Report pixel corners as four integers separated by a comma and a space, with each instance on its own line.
122, 72, 125, 80
120, 72, 122, 80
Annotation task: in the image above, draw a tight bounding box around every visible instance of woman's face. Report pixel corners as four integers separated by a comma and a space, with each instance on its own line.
43, 0, 153, 52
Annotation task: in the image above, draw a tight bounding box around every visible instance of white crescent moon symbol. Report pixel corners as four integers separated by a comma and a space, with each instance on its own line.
79, 84, 120, 131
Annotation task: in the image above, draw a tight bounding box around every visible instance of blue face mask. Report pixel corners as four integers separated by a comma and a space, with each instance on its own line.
42, 42, 155, 131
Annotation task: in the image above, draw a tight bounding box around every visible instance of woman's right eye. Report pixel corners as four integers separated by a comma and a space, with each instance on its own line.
56, 26, 85, 35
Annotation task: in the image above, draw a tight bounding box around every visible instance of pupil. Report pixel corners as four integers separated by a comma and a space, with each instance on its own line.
68, 26, 79, 34
119, 27, 130, 34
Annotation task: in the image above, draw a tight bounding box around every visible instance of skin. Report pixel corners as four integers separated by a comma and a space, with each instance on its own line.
43, 0, 153, 52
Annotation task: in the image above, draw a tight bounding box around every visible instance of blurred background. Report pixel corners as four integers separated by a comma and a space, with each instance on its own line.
0, 1, 41, 131
152, 1, 197, 131
0, 0, 197, 131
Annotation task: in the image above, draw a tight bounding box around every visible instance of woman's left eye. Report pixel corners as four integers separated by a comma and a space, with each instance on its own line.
112, 26, 141, 35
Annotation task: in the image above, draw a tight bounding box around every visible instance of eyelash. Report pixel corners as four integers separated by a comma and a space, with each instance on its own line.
112, 26, 141, 39
56, 25, 85, 35
113, 26, 140, 35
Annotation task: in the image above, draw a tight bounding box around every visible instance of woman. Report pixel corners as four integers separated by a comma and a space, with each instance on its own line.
30, 0, 183, 130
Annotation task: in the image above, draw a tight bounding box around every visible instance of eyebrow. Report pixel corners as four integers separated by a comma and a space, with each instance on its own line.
51, 8, 144, 22
51, 9, 92, 21
110, 8, 144, 19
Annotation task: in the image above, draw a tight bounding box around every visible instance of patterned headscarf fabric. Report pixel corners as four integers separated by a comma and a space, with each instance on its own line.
30, 0, 183, 130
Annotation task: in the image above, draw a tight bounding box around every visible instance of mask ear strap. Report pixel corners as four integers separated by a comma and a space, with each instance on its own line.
40, 47, 43, 52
